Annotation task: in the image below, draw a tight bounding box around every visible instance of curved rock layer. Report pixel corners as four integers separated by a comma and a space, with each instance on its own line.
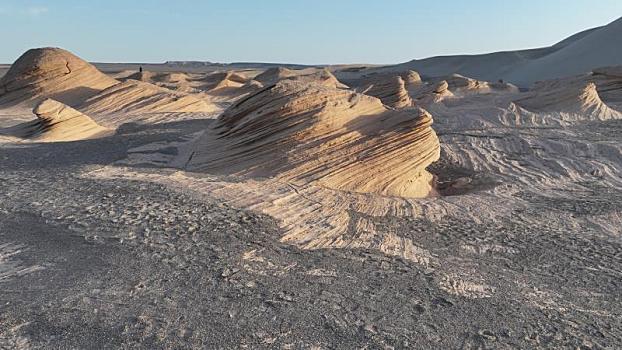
0, 47, 118, 106
184, 80, 440, 198
344, 70, 421, 108
17, 98, 108, 142
361, 76, 413, 108
411, 80, 454, 105
515, 80, 622, 120
79, 80, 218, 116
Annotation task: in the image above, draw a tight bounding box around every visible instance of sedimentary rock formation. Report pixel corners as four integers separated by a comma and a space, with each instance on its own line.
361, 76, 413, 108
592, 66, 622, 105
184, 80, 440, 197
441, 74, 519, 95
411, 80, 454, 105
204, 71, 248, 91
253, 67, 347, 89
515, 80, 621, 120
16, 98, 108, 141
343, 70, 421, 108
80, 79, 217, 116
0, 47, 118, 106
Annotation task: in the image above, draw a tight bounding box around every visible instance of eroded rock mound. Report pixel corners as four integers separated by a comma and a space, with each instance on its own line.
0, 47, 118, 106
253, 67, 347, 89
361, 76, 413, 108
515, 80, 621, 120
184, 80, 440, 198
344, 70, 422, 108
16, 98, 108, 141
411, 80, 454, 105
443, 74, 519, 95
80, 80, 218, 116
204, 71, 248, 90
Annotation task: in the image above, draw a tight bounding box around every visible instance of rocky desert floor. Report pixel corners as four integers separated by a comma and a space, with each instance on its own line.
1, 113, 621, 349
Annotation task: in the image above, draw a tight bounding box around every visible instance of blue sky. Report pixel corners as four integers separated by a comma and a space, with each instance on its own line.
1, 0, 621, 64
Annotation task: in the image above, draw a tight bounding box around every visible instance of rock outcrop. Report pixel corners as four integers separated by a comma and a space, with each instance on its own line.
79, 80, 218, 116
184, 80, 440, 198
253, 67, 347, 89
0, 48, 118, 106
16, 98, 109, 141
515, 80, 621, 120
344, 70, 421, 108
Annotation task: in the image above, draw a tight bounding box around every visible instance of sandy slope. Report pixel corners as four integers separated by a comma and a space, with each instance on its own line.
374, 17, 622, 87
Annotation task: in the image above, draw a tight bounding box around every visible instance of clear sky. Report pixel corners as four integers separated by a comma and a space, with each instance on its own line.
1, 0, 621, 64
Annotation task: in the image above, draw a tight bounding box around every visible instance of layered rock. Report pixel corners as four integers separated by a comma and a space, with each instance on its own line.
344, 70, 421, 108
17, 98, 108, 141
361, 76, 413, 108
79, 80, 218, 116
184, 80, 440, 198
203, 71, 249, 91
0, 48, 118, 106
515, 80, 621, 120
253, 67, 347, 89
442, 74, 519, 95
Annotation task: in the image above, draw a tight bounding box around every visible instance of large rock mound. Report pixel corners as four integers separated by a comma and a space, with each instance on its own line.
0, 48, 118, 106
80, 80, 218, 116
184, 80, 440, 198
15, 98, 109, 142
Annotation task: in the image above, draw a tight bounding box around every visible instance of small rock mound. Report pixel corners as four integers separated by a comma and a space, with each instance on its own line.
184, 80, 440, 198
16, 98, 108, 141
253, 67, 297, 85
203, 71, 249, 91
344, 70, 422, 108
0, 47, 118, 106
362, 76, 413, 108
253, 67, 346, 89
515, 80, 621, 120
411, 80, 454, 105
80, 80, 218, 116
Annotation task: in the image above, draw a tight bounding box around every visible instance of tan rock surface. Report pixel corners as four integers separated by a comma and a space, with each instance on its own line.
0, 48, 118, 106
184, 80, 440, 198
79, 79, 218, 116
16, 98, 109, 142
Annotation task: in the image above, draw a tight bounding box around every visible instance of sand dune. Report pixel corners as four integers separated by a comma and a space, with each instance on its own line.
79, 79, 218, 116
11, 98, 109, 142
371, 17, 622, 87
183, 80, 440, 197
0, 48, 118, 107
